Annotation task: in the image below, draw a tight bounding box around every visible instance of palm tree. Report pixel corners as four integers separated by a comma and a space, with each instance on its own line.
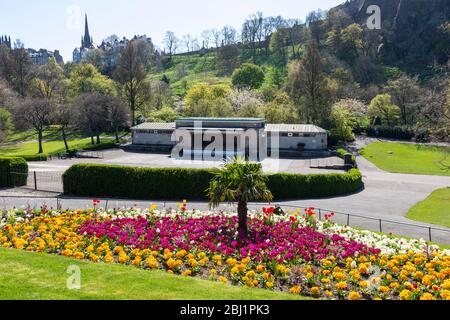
207, 157, 273, 241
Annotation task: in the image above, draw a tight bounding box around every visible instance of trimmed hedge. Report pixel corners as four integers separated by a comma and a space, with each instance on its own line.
0, 157, 28, 187
366, 126, 415, 140
335, 148, 357, 167
20, 154, 48, 162
63, 164, 363, 201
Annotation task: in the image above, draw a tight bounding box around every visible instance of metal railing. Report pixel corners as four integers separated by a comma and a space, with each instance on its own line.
0, 195, 448, 244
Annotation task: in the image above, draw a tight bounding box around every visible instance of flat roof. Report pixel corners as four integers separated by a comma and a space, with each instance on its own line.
177, 117, 266, 123
132, 122, 327, 134
266, 124, 327, 133
132, 123, 175, 131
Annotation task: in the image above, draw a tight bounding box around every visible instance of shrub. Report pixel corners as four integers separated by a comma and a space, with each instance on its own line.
81, 141, 118, 151
335, 148, 357, 166
20, 154, 48, 162
366, 126, 415, 140
0, 157, 28, 187
63, 164, 363, 201
266, 169, 363, 200
232, 63, 265, 89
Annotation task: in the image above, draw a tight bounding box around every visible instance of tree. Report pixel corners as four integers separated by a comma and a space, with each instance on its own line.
207, 158, 273, 241
29, 57, 66, 100
368, 94, 400, 126
115, 41, 146, 126
216, 44, 240, 75
11, 46, 32, 97
14, 98, 55, 154
163, 31, 179, 59
0, 108, 13, 142
232, 63, 265, 89
287, 40, 334, 126
326, 23, 364, 62
106, 96, 130, 143
262, 91, 299, 124
69, 64, 116, 97
330, 104, 356, 142
242, 12, 263, 63
384, 75, 420, 125
54, 103, 72, 152
269, 29, 288, 68
73, 93, 109, 145
184, 83, 232, 117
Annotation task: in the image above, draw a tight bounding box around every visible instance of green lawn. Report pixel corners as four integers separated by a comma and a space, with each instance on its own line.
0, 138, 114, 156
0, 248, 308, 300
361, 142, 450, 176
407, 188, 450, 228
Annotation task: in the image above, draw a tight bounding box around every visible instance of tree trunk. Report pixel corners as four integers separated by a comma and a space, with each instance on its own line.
96, 135, 100, 144
237, 200, 248, 241
38, 130, 43, 154
91, 136, 95, 145
62, 127, 69, 151
115, 126, 120, 143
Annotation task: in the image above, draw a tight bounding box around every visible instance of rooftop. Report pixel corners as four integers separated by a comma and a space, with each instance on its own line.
266, 124, 327, 133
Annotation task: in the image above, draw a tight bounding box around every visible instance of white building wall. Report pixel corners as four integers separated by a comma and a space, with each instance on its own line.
271, 133, 328, 150
132, 132, 175, 145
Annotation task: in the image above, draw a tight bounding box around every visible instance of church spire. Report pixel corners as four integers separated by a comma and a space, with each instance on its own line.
82, 13, 93, 49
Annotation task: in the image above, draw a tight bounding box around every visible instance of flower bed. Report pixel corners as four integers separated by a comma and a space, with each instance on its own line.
0, 204, 449, 300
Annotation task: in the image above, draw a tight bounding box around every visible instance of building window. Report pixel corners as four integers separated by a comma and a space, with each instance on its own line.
287, 133, 293, 137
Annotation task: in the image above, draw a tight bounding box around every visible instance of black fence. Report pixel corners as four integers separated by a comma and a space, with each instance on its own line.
0, 196, 447, 245
9, 171, 63, 193
267, 204, 450, 245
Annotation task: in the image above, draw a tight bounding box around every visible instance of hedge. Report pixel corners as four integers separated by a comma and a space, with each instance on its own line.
63, 164, 363, 201
335, 148, 357, 167
0, 157, 28, 187
366, 126, 415, 140
20, 154, 48, 162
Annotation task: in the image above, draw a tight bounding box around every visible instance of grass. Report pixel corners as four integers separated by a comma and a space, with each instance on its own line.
0, 248, 308, 300
0, 138, 115, 157
407, 188, 450, 228
361, 142, 450, 176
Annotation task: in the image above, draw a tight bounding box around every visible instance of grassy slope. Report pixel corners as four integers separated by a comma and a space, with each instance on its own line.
407, 188, 450, 228
0, 248, 308, 300
0, 138, 116, 156
361, 142, 450, 176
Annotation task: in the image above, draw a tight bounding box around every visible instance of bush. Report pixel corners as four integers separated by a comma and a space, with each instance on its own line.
0, 157, 28, 187
366, 126, 415, 140
20, 154, 48, 162
232, 63, 265, 89
267, 169, 363, 200
63, 164, 363, 201
81, 141, 118, 151
335, 148, 357, 168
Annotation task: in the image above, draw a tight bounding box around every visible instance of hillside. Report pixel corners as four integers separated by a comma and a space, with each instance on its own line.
335, 0, 450, 72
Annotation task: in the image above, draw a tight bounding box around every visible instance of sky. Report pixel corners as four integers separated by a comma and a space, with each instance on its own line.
0, 0, 344, 62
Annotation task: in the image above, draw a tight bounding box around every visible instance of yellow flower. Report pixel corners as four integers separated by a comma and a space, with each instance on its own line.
266, 282, 274, 289
182, 270, 192, 277
421, 275, 436, 286
218, 276, 228, 284
73, 252, 85, 260
378, 286, 389, 294
399, 289, 411, 300
348, 291, 361, 300
310, 287, 320, 296
419, 293, 435, 300
335, 282, 348, 290
226, 258, 237, 266
289, 286, 301, 294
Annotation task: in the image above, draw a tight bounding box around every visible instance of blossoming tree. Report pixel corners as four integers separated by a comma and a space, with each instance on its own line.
207, 157, 273, 240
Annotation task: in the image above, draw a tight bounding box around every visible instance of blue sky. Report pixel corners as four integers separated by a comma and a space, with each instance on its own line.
0, 0, 344, 62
